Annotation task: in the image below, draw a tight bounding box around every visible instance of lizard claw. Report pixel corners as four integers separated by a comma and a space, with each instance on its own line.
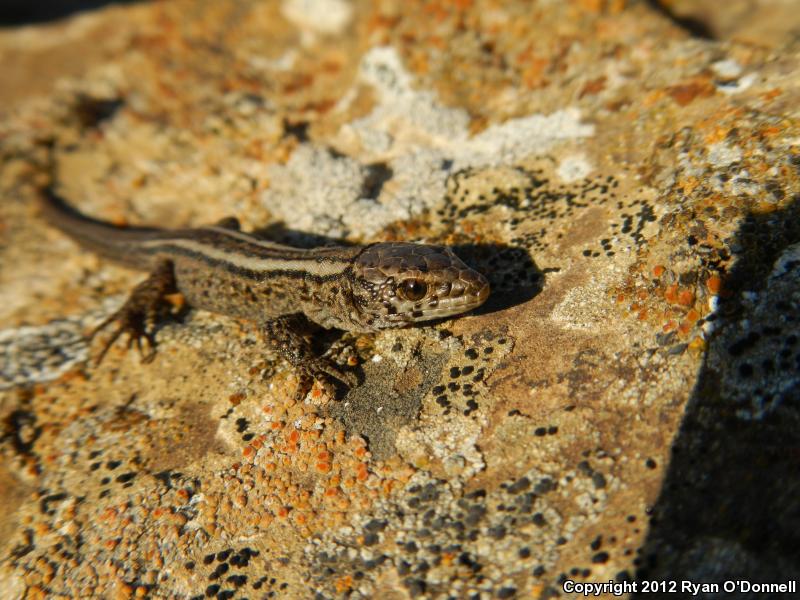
88, 260, 175, 366
91, 304, 159, 366
293, 360, 358, 401
263, 314, 359, 401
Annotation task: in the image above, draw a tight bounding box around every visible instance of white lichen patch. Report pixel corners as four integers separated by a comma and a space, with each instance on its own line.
281, 0, 353, 37
556, 154, 594, 182
0, 319, 90, 389
395, 414, 487, 479
550, 270, 622, 331
262, 145, 366, 238
707, 142, 742, 167
770, 241, 800, 280
262, 46, 595, 238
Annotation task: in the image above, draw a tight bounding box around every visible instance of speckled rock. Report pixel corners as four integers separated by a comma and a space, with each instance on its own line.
1, 1, 799, 599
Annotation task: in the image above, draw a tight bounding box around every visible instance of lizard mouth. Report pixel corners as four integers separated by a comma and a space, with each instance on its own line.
425, 272, 490, 317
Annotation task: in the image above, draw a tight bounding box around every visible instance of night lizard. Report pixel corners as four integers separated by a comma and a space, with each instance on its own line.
38, 189, 490, 398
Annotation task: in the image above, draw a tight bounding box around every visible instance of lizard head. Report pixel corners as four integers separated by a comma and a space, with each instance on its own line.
349, 242, 489, 330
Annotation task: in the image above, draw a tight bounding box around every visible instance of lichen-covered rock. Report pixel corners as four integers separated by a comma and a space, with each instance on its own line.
1, 1, 798, 598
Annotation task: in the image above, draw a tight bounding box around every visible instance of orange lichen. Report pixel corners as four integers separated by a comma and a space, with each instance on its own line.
335, 576, 353, 593
579, 76, 606, 98
258, 513, 273, 528
706, 275, 722, 294
688, 336, 706, 352
759, 125, 781, 137
104, 538, 119, 550
681, 177, 700, 196
227, 392, 245, 406
677, 290, 694, 306
664, 284, 679, 304
666, 78, 715, 106
652, 265, 665, 278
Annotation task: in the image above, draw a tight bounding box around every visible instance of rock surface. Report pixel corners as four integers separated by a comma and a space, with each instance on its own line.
1, 1, 798, 598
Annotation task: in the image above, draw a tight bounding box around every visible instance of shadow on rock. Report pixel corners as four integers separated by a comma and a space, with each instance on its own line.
250, 223, 356, 250
633, 197, 800, 596
0, 0, 145, 26
452, 243, 544, 316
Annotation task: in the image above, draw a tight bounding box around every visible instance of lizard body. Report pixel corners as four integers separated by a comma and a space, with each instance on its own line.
39, 190, 490, 396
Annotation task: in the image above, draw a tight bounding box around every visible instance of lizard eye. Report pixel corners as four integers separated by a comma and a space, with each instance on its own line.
400, 279, 428, 302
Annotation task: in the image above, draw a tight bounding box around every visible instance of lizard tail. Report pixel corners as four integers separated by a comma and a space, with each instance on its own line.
38, 188, 166, 268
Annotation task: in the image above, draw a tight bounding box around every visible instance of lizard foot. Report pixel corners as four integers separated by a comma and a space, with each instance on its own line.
293, 358, 359, 401
263, 315, 359, 401
90, 260, 177, 365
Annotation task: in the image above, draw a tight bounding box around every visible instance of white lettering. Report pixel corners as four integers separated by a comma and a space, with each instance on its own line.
723, 581, 736, 592
561, 580, 636, 597
681, 581, 698, 595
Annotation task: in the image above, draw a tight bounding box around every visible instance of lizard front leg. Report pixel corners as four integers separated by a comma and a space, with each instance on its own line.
262, 314, 358, 400
91, 259, 178, 364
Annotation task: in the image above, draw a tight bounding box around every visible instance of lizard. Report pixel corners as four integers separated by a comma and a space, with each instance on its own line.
38, 188, 490, 398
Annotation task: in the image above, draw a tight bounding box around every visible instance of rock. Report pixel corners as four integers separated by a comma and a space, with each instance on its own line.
1, 0, 798, 597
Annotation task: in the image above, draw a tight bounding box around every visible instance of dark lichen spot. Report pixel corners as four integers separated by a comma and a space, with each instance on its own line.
507, 477, 531, 494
